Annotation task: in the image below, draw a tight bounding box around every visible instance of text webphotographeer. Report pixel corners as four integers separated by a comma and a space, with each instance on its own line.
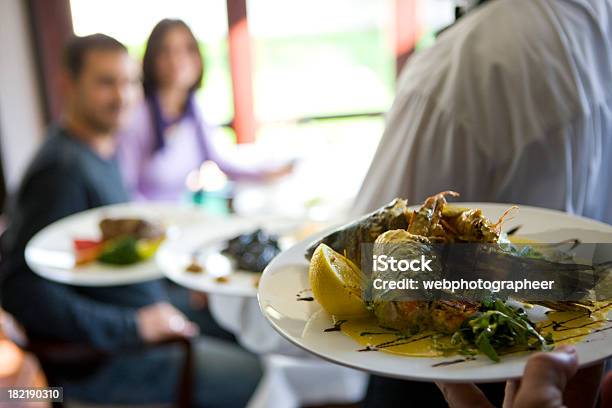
372, 278, 555, 293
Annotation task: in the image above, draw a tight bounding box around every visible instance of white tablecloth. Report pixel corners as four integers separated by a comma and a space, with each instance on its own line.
208, 294, 368, 408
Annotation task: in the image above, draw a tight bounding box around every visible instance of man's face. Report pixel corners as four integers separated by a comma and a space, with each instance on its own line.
67, 50, 134, 133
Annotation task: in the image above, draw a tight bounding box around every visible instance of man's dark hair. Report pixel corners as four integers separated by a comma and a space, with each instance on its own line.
63, 33, 127, 78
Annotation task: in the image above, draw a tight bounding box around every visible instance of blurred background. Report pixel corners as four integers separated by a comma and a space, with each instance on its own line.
0, 0, 456, 220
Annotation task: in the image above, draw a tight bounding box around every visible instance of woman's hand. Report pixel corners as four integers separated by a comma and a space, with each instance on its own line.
264, 161, 295, 181
436, 346, 603, 408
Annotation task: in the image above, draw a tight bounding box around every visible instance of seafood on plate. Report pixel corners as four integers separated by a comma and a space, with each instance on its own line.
306, 191, 611, 361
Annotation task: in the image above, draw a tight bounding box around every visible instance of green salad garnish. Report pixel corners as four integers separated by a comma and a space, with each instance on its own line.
97, 237, 142, 265
447, 298, 552, 361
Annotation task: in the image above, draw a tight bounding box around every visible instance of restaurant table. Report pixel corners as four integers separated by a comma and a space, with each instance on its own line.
208, 293, 368, 408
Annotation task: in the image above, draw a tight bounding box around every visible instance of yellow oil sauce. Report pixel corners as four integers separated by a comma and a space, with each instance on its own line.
508, 236, 536, 244
339, 316, 445, 357
539, 302, 612, 345
333, 302, 612, 358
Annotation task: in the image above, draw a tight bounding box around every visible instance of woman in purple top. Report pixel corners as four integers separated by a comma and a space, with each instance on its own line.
116, 19, 289, 201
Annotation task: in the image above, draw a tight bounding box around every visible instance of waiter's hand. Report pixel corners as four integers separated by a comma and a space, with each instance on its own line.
136, 302, 199, 343
436, 346, 603, 408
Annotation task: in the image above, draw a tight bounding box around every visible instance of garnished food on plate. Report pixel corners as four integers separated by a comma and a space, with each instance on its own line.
74, 218, 165, 266
222, 229, 281, 273
306, 191, 612, 362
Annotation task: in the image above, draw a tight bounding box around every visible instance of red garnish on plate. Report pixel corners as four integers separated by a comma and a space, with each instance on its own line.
73, 239, 104, 265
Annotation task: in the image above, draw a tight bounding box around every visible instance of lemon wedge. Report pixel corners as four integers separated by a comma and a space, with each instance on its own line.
309, 243, 370, 317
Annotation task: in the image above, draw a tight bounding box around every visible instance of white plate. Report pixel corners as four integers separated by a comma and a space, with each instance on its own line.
158, 216, 313, 297
25, 202, 214, 286
258, 203, 612, 383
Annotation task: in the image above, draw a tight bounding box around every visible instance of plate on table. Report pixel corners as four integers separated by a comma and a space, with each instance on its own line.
258, 203, 612, 382
25, 202, 213, 286
158, 216, 325, 297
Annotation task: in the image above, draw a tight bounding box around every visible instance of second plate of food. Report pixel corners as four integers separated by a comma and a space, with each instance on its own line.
158, 216, 324, 297
25, 202, 214, 286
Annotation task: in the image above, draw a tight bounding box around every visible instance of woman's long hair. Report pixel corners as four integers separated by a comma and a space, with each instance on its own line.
142, 19, 204, 97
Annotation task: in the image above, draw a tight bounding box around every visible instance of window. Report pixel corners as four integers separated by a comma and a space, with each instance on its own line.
70, 0, 234, 125
247, 0, 394, 122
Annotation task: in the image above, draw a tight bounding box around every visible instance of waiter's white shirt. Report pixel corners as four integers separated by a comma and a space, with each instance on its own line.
354, 0, 612, 224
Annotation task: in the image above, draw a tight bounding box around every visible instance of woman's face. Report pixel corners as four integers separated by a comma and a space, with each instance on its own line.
155, 26, 202, 91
